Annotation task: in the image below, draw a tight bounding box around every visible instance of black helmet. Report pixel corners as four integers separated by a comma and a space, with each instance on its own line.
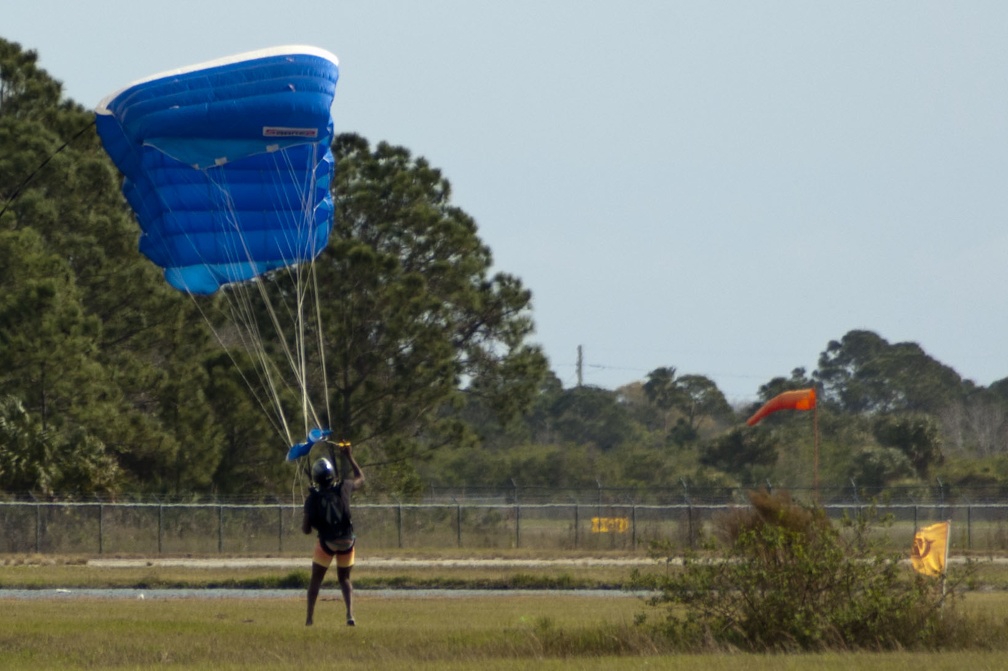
311, 458, 336, 488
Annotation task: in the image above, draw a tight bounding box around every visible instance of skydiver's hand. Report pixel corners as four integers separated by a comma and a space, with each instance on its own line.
336, 440, 352, 456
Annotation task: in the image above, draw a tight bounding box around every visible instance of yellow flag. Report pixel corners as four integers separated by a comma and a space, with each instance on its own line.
911, 521, 950, 577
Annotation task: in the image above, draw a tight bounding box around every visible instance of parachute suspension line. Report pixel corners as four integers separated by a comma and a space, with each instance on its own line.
265, 143, 332, 439
295, 135, 332, 435
281, 145, 312, 444
201, 145, 330, 448
185, 281, 292, 445
120, 153, 291, 445
266, 147, 316, 441
301, 143, 332, 437
116, 151, 292, 441
311, 255, 333, 436
211, 164, 308, 447
231, 278, 296, 441
205, 170, 297, 445
292, 261, 310, 444
165, 168, 295, 447
147, 164, 299, 450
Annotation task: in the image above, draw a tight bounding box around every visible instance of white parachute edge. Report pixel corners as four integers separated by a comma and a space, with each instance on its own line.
95, 45, 339, 114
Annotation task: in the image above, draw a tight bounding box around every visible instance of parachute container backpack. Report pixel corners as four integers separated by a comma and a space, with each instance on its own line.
95, 46, 340, 460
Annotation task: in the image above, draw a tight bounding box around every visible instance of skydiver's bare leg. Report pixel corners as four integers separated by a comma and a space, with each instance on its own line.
306, 562, 328, 626
337, 565, 354, 624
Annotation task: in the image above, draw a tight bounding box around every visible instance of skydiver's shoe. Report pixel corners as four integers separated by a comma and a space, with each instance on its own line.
347, 617, 355, 626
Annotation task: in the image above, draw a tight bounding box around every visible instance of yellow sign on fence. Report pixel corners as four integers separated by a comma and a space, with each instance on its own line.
591, 516, 629, 533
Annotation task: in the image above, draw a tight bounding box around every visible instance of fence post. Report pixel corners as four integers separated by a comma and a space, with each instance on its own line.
967, 505, 972, 550
631, 504, 637, 550
596, 479, 602, 520
278, 505, 284, 553
456, 502, 462, 549
512, 478, 520, 549
35, 503, 41, 553
397, 503, 403, 549
158, 505, 163, 554
218, 505, 224, 553
98, 504, 104, 555
515, 502, 521, 549
687, 504, 694, 549
574, 503, 579, 549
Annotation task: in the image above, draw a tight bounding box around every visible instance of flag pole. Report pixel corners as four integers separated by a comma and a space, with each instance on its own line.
942, 519, 951, 599
744, 389, 818, 499
813, 401, 820, 501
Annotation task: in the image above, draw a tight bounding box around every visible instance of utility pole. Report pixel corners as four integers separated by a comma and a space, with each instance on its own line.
576, 345, 583, 387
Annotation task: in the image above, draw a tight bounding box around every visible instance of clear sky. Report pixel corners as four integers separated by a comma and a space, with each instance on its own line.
6, 2, 1008, 403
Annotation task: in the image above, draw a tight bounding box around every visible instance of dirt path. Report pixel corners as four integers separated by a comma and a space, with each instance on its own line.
87, 557, 658, 569
86, 555, 1001, 569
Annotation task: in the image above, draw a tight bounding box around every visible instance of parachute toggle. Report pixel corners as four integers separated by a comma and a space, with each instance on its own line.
286, 427, 332, 461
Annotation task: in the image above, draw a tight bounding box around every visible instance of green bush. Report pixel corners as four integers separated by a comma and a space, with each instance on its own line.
643, 489, 970, 652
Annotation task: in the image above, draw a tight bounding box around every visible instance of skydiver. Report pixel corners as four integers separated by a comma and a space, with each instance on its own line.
302, 441, 365, 626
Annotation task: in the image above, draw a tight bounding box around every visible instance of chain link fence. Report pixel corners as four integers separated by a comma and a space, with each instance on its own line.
2, 500, 1006, 555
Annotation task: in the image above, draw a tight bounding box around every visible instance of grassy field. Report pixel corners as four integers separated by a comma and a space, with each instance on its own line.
2, 552, 1008, 670
3, 593, 1008, 670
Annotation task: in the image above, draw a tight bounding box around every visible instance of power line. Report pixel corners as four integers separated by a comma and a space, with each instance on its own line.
0, 119, 96, 221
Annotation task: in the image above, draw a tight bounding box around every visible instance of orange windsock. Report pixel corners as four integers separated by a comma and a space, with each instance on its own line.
746, 388, 816, 426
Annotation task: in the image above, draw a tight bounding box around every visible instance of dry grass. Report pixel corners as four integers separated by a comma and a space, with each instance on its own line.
0, 551, 664, 590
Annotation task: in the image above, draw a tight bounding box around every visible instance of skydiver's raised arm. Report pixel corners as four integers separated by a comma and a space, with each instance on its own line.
337, 442, 365, 488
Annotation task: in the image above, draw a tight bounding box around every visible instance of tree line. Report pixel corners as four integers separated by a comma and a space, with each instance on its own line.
3, 38, 1008, 502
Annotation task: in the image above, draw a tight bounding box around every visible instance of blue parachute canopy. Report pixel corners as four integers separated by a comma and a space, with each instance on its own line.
95, 46, 340, 294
